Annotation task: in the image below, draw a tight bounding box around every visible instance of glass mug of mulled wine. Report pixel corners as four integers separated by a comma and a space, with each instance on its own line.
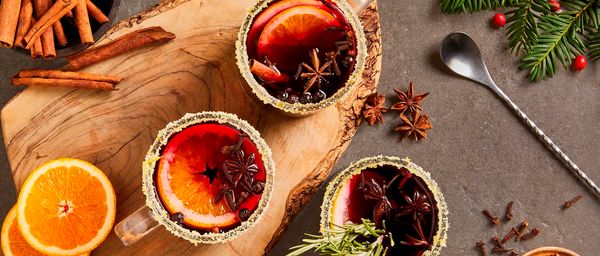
114, 111, 275, 245
321, 156, 449, 255
236, 0, 369, 116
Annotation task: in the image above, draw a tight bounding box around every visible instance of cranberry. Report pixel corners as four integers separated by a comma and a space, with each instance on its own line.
287, 94, 300, 104
275, 90, 288, 101
492, 13, 507, 27
549, 0, 560, 11
313, 90, 327, 102
300, 92, 313, 104
572, 55, 587, 71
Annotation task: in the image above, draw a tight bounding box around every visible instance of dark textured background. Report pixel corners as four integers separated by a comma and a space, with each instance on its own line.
1, 1, 598, 255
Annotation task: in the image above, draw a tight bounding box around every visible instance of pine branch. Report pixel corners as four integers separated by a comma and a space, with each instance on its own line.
562, 0, 600, 30
590, 30, 600, 61
520, 1, 595, 81
440, 0, 515, 13
506, 0, 551, 54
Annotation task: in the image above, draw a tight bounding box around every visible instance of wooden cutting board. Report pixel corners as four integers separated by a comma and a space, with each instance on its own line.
1, 0, 382, 254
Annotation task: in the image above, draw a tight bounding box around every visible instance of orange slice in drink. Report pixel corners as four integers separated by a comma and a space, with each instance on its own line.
329, 170, 386, 226
248, 0, 326, 52
252, 0, 326, 32
16, 158, 116, 256
156, 123, 265, 232
256, 5, 342, 71
1, 206, 45, 256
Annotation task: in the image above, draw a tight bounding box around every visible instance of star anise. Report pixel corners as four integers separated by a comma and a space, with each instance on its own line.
391, 82, 429, 115
223, 149, 258, 191
394, 111, 432, 141
214, 183, 250, 211
397, 190, 432, 221
358, 174, 398, 226
296, 48, 333, 92
325, 51, 341, 76
400, 220, 430, 248
362, 93, 388, 126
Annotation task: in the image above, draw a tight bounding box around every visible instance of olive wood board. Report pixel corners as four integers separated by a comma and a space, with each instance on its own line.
1, 0, 382, 254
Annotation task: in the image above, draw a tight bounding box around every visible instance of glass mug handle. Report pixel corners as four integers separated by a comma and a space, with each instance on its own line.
114, 206, 160, 246
347, 0, 374, 13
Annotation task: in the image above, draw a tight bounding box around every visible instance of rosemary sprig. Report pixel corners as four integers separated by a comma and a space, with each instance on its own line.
286, 219, 394, 256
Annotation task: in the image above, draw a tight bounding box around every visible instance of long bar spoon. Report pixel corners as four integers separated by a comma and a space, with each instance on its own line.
439, 32, 600, 198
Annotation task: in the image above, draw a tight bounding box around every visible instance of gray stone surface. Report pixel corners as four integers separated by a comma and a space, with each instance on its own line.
1, 0, 598, 255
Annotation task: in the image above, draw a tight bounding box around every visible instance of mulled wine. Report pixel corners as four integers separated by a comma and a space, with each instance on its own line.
154, 122, 267, 233
322, 156, 449, 255
246, 0, 357, 104
115, 112, 275, 245
237, 0, 366, 115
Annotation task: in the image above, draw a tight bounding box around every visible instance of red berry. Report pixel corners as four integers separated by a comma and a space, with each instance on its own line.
549, 0, 560, 12
572, 55, 587, 71
492, 13, 507, 27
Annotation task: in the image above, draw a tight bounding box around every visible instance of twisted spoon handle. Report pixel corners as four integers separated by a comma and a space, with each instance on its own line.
489, 84, 600, 197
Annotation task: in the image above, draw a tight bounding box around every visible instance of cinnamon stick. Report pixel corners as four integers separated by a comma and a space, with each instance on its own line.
14, 0, 33, 48
12, 77, 117, 90
30, 38, 44, 58
33, 0, 56, 57
73, 0, 93, 45
24, 0, 78, 49
29, 18, 43, 58
40, 30, 56, 58
0, 0, 23, 47
17, 69, 122, 84
53, 20, 68, 47
65, 26, 176, 70
86, 0, 108, 24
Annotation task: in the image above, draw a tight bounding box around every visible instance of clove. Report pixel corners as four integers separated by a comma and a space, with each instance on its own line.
221, 133, 246, 155
505, 201, 514, 221
563, 195, 582, 209
238, 208, 251, 221
515, 220, 529, 241
491, 236, 503, 247
482, 209, 500, 225
520, 227, 540, 241
492, 245, 512, 254
476, 240, 487, 256
502, 227, 518, 244
252, 180, 265, 194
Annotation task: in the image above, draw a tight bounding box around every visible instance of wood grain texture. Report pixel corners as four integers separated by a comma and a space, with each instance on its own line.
1, 0, 382, 255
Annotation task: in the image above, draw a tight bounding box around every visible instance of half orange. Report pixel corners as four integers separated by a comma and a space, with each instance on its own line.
16, 158, 116, 255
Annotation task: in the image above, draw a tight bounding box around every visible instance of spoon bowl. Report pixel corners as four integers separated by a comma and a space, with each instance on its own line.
440, 32, 494, 87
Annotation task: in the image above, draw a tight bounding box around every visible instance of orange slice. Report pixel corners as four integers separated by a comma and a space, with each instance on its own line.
248, 0, 326, 52
156, 123, 265, 231
1, 206, 91, 256
252, 0, 326, 32
329, 170, 385, 226
256, 5, 342, 71
16, 158, 116, 256
1, 206, 45, 256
